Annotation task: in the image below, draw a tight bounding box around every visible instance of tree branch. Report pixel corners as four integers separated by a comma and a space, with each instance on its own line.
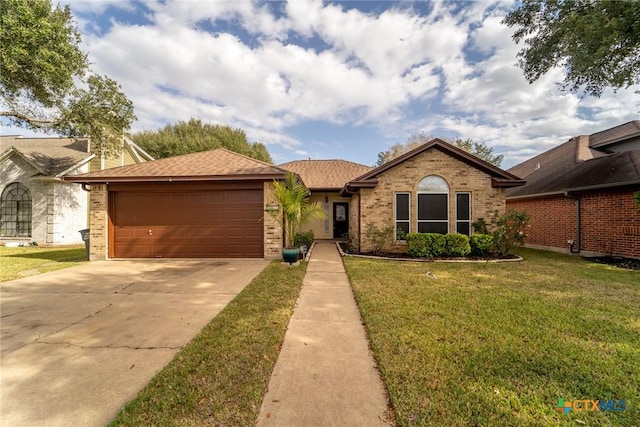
0, 110, 60, 127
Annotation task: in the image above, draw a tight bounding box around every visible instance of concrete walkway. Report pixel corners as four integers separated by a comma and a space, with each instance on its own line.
256, 242, 390, 426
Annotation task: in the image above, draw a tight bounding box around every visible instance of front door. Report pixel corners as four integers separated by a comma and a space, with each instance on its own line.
333, 202, 349, 238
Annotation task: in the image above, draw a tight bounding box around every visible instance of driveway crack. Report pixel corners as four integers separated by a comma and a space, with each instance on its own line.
34, 341, 183, 350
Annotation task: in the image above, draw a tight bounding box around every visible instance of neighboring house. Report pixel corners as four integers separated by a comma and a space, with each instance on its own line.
506, 121, 640, 259
278, 160, 372, 239
0, 136, 153, 245
66, 139, 524, 260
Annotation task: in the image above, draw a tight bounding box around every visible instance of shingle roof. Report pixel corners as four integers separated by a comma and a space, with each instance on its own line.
0, 136, 93, 177
342, 138, 525, 195
279, 159, 373, 190
507, 122, 640, 198
589, 120, 640, 148
64, 148, 289, 183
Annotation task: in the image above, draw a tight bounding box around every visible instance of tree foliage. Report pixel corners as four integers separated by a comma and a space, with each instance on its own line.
131, 118, 273, 163
503, 0, 640, 96
0, 0, 135, 157
376, 132, 504, 167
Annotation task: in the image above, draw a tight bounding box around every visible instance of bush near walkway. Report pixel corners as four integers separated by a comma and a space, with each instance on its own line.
344, 248, 640, 426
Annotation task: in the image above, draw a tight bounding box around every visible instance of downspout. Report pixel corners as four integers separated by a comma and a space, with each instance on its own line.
564, 192, 580, 254
81, 183, 91, 192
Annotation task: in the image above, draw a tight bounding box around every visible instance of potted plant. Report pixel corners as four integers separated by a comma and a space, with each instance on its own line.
270, 173, 326, 263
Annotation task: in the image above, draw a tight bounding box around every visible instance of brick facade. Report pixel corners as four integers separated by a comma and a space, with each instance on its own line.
506, 196, 576, 253
506, 188, 640, 258
358, 148, 507, 253
263, 181, 283, 259
88, 184, 108, 260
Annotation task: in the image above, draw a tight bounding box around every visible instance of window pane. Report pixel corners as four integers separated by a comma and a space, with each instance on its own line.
396, 222, 409, 239
396, 193, 409, 220
418, 222, 448, 234
456, 193, 470, 220
417, 175, 449, 192
456, 222, 470, 236
418, 194, 447, 220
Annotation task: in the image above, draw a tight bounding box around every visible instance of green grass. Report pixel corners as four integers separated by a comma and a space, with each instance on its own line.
0, 245, 87, 281
344, 248, 640, 426
110, 261, 307, 426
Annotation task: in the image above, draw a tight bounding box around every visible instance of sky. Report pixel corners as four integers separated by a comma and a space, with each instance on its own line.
4, 0, 640, 168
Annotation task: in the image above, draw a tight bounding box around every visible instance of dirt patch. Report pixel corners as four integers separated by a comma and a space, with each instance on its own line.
583, 256, 640, 271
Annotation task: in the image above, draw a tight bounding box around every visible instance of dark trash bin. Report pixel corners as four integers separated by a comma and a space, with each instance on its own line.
79, 229, 90, 260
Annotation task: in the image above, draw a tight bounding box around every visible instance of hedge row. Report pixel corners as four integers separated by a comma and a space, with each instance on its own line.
406, 233, 494, 258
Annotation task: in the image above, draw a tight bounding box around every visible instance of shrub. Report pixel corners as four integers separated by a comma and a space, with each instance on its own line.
492, 210, 530, 256
429, 234, 446, 257
445, 233, 471, 257
470, 234, 493, 257
406, 233, 446, 258
406, 233, 428, 257
472, 217, 490, 234
364, 223, 395, 255
293, 230, 314, 249
341, 228, 358, 253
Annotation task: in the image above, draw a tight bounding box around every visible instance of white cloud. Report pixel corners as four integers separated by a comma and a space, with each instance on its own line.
52, 0, 639, 165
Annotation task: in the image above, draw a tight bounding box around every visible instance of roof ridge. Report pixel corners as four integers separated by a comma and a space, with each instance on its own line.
279, 159, 372, 168
215, 147, 288, 171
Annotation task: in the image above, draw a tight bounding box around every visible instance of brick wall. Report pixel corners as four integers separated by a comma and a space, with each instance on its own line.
507, 188, 640, 258
88, 184, 108, 260
359, 148, 506, 253
349, 193, 360, 251
581, 189, 640, 258
507, 196, 577, 252
263, 181, 283, 259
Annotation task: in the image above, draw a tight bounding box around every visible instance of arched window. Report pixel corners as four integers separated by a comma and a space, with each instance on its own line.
1, 183, 32, 237
417, 175, 449, 234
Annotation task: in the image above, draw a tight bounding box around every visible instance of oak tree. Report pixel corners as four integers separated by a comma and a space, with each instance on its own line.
503, 0, 640, 96
0, 0, 135, 156
131, 118, 273, 163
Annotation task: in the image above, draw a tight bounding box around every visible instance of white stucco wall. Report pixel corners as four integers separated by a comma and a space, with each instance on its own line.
1, 155, 88, 245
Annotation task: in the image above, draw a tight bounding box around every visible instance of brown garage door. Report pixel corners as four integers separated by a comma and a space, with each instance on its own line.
110, 184, 264, 258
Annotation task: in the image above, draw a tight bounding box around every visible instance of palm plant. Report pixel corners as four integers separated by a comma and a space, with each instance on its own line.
271, 172, 326, 248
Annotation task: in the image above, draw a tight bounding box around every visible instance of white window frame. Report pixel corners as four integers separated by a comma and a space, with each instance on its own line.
394, 192, 410, 240
417, 176, 449, 234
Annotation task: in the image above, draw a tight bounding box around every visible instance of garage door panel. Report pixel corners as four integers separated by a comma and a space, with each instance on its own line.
112, 188, 264, 258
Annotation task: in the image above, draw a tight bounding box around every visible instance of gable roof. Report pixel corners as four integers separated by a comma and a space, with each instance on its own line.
507, 122, 640, 199
64, 148, 289, 183
0, 136, 94, 177
279, 159, 372, 190
341, 138, 525, 195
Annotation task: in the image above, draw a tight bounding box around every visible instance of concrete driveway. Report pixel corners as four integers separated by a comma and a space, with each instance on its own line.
0, 259, 268, 427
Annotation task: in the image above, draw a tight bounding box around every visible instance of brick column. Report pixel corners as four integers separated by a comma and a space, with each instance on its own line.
264, 181, 283, 259
89, 184, 108, 260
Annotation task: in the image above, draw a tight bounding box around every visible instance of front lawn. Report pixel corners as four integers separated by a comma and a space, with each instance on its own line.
0, 245, 87, 281
110, 261, 306, 426
344, 248, 639, 426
